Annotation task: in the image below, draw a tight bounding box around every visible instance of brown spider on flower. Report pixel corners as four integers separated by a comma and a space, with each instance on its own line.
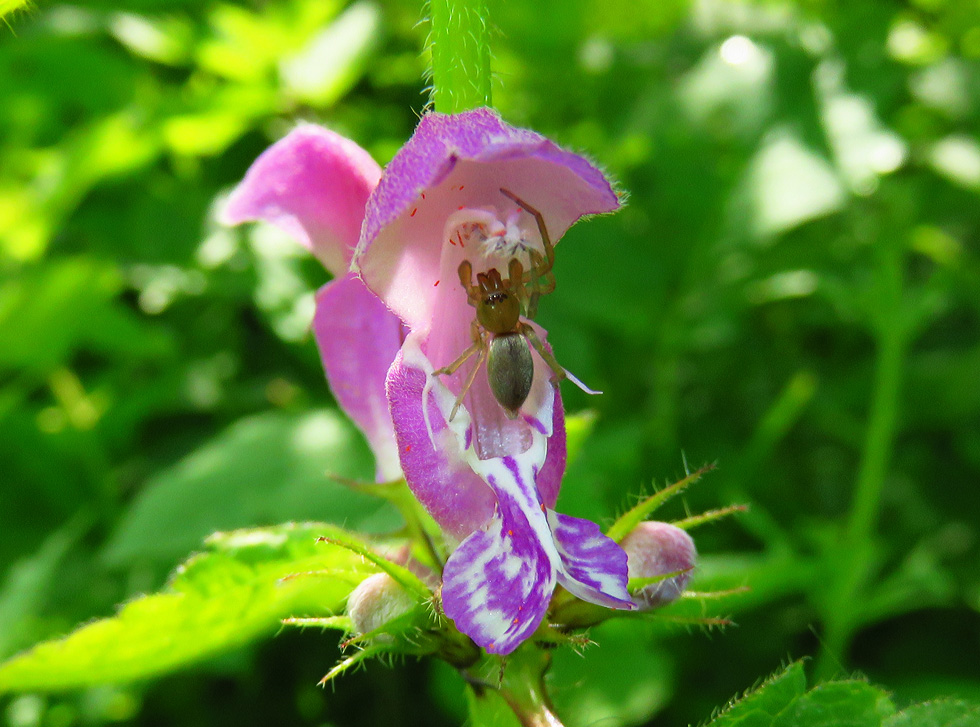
434, 188, 566, 421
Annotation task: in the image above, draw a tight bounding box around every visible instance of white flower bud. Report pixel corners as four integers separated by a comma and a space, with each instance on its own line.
346, 573, 417, 639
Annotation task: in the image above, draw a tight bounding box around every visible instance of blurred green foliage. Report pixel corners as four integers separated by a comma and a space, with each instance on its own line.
1, 0, 980, 725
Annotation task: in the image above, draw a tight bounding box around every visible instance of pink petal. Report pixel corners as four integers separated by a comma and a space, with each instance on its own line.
222, 123, 381, 276
385, 338, 497, 540
313, 273, 405, 481
385, 331, 566, 539
353, 108, 620, 330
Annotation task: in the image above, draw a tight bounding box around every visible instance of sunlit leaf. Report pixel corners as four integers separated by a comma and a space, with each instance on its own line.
103, 410, 382, 566
0, 523, 375, 693
279, 1, 380, 107
884, 700, 980, 727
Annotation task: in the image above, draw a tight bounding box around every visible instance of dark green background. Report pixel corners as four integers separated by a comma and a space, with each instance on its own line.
1, 0, 979, 725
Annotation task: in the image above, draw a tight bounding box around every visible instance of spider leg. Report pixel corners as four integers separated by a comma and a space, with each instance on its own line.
508, 257, 524, 287
519, 323, 566, 384
499, 188, 555, 276
448, 338, 489, 421
433, 321, 483, 377
457, 260, 480, 307
536, 271, 556, 296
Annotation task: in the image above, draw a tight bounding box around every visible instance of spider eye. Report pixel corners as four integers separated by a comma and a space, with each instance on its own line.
485, 292, 508, 306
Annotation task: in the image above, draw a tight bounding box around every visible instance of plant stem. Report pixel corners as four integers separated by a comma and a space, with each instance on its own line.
429, 0, 492, 113
466, 649, 565, 727
815, 238, 907, 680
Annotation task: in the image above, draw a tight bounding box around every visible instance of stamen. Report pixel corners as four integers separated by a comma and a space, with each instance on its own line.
443, 207, 539, 266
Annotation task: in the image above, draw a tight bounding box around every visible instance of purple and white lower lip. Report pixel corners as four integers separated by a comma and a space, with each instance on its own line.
440, 421, 633, 654
395, 332, 631, 653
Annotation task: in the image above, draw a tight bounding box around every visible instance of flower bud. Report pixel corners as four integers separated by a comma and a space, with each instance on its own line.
620, 522, 696, 610
346, 573, 417, 640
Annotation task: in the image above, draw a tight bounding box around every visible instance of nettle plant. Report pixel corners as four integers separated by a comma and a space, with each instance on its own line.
0, 9, 734, 725
5, 3, 970, 726
220, 105, 718, 681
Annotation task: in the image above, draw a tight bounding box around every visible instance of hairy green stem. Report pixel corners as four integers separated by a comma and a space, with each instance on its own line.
467, 649, 564, 727
429, 0, 491, 112
815, 240, 907, 680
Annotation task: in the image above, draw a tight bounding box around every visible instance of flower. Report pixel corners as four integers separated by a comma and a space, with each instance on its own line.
619, 522, 696, 609
222, 108, 633, 654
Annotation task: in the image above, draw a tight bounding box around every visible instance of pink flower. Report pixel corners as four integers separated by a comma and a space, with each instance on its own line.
222, 108, 632, 654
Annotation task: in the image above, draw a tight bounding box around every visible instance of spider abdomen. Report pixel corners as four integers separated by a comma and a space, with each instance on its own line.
487, 332, 534, 417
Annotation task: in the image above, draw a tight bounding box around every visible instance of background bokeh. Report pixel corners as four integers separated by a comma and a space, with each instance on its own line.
2, 0, 980, 725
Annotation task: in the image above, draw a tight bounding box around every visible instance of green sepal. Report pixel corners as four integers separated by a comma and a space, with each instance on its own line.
605, 464, 715, 543
282, 615, 354, 632
627, 568, 692, 593
330, 475, 446, 570
317, 644, 392, 686
672, 504, 748, 531
316, 533, 432, 602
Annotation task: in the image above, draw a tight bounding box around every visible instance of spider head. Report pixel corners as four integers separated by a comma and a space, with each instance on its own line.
475, 268, 520, 334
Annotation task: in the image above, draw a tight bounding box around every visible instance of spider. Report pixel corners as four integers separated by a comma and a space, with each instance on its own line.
434, 188, 566, 421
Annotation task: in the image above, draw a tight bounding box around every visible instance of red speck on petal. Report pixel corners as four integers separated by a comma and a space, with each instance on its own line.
540, 504, 546, 512
405, 445, 412, 452
507, 530, 513, 536
458, 205, 464, 210
410, 208, 417, 217
457, 232, 464, 248
420, 192, 426, 199
434, 279, 440, 287
512, 618, 518, 624
449, 238, 457, 246
458, 185, 465, 191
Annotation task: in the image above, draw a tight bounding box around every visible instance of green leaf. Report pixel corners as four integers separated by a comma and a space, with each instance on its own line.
564, 409, 597, 467
0, 519, 84, 660
707, 662, 807, 727
0, 522, 376, 693
0, 259, 167, 372
279, 1, 381, 107
706, 664, 897, 727
103, 410, 381, 565
771, 680, 896, 727
884, 700, 980, 727
0, 0, 29, 21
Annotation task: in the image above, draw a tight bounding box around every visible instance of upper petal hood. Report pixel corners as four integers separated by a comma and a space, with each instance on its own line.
353, 107, 620, 331
222, 123, 382, 276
